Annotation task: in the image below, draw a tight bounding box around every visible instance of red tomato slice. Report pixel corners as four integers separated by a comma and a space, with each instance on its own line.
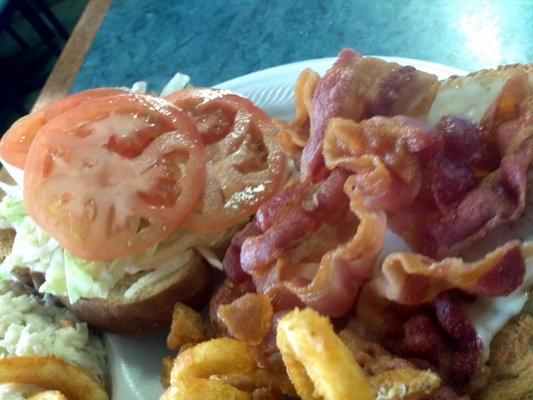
24, 93, 205, 261
0, 88, 125, 169
166, 88, 287, 233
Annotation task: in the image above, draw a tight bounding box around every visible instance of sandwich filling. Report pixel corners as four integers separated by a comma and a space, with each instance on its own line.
0, 193, 237, 304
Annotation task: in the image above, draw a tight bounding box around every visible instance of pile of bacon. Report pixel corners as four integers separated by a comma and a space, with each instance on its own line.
211, 49, 532, 398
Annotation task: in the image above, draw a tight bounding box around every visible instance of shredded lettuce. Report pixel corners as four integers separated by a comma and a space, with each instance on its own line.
0, 195, 26, 230
0, 195, 149, 303
160, 72, 192, 96
0, 194, 231, 304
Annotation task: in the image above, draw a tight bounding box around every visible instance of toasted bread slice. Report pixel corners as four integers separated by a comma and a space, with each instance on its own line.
475, 296, 532, 400
1, 229, 211, 335
426, 64, 532, 125
61, 251, 211, 335
0, 228, 15, 262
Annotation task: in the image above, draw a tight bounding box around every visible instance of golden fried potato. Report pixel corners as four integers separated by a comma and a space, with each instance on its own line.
339, 326, 415, 374
161, 356, 174, 388
167, 302, 207, 351
340, 325, 442, 398
212, 369, 296, 396
0, 357, 108, 400
251, 388, 284, 400
371, 368, 441, 400
217, 293, 273, 345
277, 308, 374, 400
171, 338, 256, 384
28, 392, 67, 400
161, 378, 250, 400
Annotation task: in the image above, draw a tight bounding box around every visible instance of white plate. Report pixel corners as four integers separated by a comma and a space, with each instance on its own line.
107, 56, 467, 400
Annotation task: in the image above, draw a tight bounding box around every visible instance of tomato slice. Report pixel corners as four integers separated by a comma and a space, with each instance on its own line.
0, 88, 125, 169
24, 93, 205, 261
166, 88, 287, 233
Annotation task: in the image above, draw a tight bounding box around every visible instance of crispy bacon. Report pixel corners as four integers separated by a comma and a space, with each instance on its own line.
323, 74, 532, 257
215, 52, 530, 400
431, 116, 488, 213
421, 75, 532, 256
300, 48, 437, 182
222, 168, 387, 317
277, 69, 320, 160
240, 170, 351, 274
323, 116, 441, 212
373, 241, 525, 305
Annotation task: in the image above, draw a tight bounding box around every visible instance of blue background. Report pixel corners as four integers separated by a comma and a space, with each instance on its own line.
72, 0, 533, 92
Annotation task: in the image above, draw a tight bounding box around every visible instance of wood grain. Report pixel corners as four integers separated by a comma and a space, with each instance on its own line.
32, 0, 111, 111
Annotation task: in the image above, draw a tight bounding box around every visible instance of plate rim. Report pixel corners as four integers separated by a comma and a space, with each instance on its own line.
215, 55, 467, 89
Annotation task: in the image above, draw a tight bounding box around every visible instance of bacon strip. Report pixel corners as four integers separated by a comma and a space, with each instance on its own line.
373, 241, 525, 305
277, 69, 320, 160
422, 75, 532, 256
323, 75, 532, 257
323, 116, 441, 212
224, 222, 263, 284
223, 168, 387, 317
240, 170, 351, 274
430, 116, 488, 213
300, 48, 437, 182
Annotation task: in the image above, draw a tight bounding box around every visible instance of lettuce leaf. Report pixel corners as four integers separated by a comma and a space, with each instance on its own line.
0, 195, 131, 302
0, 194, 27, 229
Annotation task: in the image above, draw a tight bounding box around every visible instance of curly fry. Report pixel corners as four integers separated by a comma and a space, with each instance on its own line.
211, 369, 296, 396
161, 378, 250, 400
276, 308, 374, 400
162, 356, 173, 388
170, 338, 256, 384
339, 326, 442, 399
167, 302, 207, 351
0, 357, 108, 400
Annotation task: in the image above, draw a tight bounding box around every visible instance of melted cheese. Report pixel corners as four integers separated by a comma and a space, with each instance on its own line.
426, 76, 507, 125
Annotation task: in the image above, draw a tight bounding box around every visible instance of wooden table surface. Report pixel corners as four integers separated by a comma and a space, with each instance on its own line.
31, 0, 110, 111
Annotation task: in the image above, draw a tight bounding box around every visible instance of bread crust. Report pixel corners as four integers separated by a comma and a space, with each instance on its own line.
439, 63, 533, 89
3, 225, 212, 335
475, 309, 533, 400
61, 251, 211, 335
0, 228, 15, 262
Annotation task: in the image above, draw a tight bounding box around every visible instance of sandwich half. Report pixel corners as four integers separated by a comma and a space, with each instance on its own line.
0, 86, 287, 335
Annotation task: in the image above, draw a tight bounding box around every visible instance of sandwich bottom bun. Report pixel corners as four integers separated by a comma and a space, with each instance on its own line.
61, 251, 212, 335
0, 228, 15, 261
0, 225, 212, 335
